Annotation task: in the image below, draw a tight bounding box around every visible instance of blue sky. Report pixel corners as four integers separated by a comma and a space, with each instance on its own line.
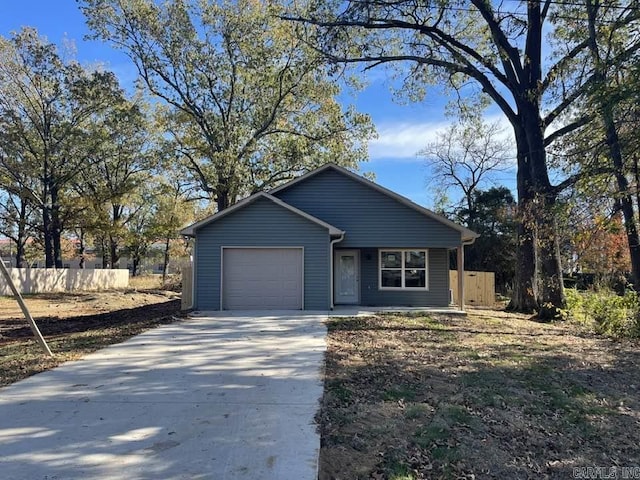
0, 1, 516, 208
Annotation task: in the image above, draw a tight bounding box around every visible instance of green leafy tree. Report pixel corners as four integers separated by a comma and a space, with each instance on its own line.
74, 93, 155, 268
80, 0, 374, 211
122, 185, 156, 277
0, 28, 125, 267
0, 190, 37, 268
288, 0, 640, 314
0, 174, 38, 267
146, 171, 197, 283
461, 187, 518, 294
556, 0, 640, 288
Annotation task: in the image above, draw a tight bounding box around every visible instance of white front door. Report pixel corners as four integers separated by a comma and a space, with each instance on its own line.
334, 250, 360, 304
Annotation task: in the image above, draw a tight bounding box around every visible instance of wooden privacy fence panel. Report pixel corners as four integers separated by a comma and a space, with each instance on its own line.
182, 266, 193, 311
0, 268, 129, 295
450, 271, 495, 307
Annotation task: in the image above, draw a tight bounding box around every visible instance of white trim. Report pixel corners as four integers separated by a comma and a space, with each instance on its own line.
191, 239, 197, 309
457, 245, 465, 311
378, 249, 429, 291
219, 245, 223, 311
329, 234, 345, 309
269, 164, 478, 243
181, 192, 343, 237
220, 246, 305, 310
334, 249, 361, 305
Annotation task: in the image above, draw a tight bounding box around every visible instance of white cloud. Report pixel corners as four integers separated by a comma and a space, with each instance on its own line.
368, 121, 451, 161
368, 114, 516, 162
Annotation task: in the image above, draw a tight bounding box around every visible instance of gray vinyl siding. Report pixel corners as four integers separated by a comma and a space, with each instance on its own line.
194, 197, 330, 310
274, 168, 462, 248
358, 248, 450, 307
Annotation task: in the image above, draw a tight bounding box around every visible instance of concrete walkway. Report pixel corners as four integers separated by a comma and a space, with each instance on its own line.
0, 312, 327, 480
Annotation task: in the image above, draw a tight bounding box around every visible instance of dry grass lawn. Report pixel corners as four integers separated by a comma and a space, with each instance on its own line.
318, 308, 640, 479
0, 289, 182, 387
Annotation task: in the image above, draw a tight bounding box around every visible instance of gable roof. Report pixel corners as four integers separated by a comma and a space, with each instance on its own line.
270, 164, 479, 243
180, 191, 344, 237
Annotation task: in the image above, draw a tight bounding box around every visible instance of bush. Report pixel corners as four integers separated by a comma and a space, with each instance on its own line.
565, 288, 587, 323
565, 288, 640, 338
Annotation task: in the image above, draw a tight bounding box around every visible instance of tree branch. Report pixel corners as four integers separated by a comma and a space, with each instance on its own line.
544, 114, 594, 147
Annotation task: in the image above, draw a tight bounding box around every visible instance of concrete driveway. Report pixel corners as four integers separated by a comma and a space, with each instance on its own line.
0, 312, 327, 480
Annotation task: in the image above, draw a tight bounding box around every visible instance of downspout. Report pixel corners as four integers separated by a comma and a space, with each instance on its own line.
191, 238, 196, 310
184, 235, 196, 310
329, 233, 345, 310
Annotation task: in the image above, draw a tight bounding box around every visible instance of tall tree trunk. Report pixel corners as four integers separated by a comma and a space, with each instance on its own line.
633, 155, 640, 228
162, 236, 170, 284
508, 112, 565, 315
51, 184, 63, 268
604, 111, 640, 288
43, 177, 54, 268
537, 192, 565, 310
16, 200, 27, 268
110, 204, 122, 268
216, 189, 232, 212
508, 128, 539, 312
78, 231, 86, 269
43, 205, 54, 268
585, 0, 640, 290
100, 237, 109, 268
132, 254, 140, 277
524, 110, 565, 313
109, 236, 120, 269
16, 244, 25, 268
506, 4, 564, 314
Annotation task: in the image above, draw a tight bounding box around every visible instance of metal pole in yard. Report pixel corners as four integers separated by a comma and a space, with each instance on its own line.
0, 258, 52, 356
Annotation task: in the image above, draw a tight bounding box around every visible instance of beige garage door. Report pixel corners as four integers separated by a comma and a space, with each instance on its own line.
222, 248, 303, 310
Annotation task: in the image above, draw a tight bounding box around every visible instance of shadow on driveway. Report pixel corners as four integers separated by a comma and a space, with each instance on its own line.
0, 312, 327, 480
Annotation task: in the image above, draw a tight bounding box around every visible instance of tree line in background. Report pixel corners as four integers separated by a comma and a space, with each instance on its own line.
0, 29, 200, 275
1, 0, 639, 316
0, 0, 373, 275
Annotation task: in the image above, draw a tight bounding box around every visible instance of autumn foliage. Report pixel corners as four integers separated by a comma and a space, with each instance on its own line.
572, 215, 630, 286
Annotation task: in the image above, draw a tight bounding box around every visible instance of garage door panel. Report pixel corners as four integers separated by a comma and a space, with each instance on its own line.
222, 248, 303, 309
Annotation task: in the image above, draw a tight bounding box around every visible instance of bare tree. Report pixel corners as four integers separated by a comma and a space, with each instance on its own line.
420, 118, 512, 222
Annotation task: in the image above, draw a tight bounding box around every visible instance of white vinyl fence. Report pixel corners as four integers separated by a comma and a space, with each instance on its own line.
0, 268, 129, 295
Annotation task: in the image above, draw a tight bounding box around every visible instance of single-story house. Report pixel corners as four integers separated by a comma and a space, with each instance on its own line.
181, 164, 478, 311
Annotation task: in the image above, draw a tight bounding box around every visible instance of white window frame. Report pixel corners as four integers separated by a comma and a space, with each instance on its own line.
378, 249, 429, 291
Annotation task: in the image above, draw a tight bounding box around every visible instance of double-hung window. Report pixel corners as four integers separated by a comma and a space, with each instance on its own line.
379, 250, 428, 290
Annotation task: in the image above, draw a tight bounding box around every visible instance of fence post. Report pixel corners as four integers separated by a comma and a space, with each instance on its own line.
181, 266, 193, 311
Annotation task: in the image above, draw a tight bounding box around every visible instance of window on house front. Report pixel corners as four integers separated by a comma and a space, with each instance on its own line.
379, 250, 428, 290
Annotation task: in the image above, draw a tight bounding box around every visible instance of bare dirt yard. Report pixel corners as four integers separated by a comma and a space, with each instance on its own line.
0, 287, 181, 386
319, 308, 640, 479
